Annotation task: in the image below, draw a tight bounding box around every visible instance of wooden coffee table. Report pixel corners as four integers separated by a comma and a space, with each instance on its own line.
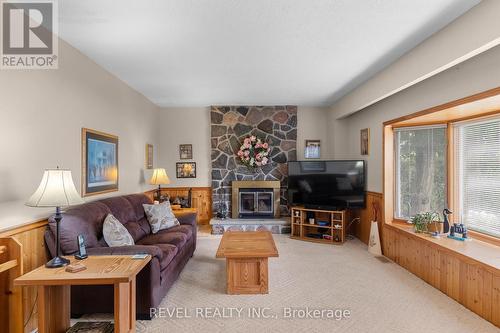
14, 255, 151, 333
216, 231, 278, 294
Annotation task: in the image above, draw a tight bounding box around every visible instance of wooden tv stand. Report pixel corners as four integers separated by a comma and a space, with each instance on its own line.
290, 206, 346, 245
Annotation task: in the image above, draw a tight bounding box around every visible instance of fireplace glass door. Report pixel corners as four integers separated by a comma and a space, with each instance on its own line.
257, 192, 273, 214
238, 189, 274, 218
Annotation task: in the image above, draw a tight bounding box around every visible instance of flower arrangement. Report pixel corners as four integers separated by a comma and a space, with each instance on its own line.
237, 135, 271, 168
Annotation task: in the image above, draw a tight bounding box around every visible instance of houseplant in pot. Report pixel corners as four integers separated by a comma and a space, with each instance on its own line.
410, 212, 440, 234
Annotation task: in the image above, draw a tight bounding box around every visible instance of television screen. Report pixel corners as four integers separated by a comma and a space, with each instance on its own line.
288, 160, 366, 209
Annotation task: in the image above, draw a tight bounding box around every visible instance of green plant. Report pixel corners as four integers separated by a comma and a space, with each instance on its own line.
410, 211, 440, 233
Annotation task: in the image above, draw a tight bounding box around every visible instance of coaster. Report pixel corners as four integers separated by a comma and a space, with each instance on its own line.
65, 262, 87, 273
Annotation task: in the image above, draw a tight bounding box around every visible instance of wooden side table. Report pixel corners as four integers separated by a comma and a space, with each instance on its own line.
172, 207, 197, 214
14, 255, 150, 333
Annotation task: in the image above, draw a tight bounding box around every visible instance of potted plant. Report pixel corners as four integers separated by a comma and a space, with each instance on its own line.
410, 212, 440, 233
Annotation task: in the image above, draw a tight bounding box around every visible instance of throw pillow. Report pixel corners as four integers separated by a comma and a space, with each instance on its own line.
143, 201, 180, 233
103, 214, 135, 247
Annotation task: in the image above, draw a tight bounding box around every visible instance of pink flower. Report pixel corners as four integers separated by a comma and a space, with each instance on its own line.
250, 135, 256, 142
256, 161, 262, 166
245, 157, 250, 161
244, 150, 250, 157
262, 142, 269, 149
237, 150, 243, 156
262, 157, 268, 165
255, 143, 261, 148
256, 153, 262, 160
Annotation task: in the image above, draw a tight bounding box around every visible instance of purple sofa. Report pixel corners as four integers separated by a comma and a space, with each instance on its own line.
44, 193, 197, 319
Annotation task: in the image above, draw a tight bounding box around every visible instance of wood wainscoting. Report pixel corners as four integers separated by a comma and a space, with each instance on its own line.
383, 224, 500, 327
145, 187, 212, 224
0, 220, 49, 333
350, 192, 384, 245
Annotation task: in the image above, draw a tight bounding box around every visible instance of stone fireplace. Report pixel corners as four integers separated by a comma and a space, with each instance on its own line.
210, 105, 298, 218
231, 180, 280, 218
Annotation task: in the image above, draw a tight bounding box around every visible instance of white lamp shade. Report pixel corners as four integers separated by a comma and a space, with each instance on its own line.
26, 169, 84, 207
150, 168, 170, 185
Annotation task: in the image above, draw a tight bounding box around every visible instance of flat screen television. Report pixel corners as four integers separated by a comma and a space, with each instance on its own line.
288, 160, 366, 210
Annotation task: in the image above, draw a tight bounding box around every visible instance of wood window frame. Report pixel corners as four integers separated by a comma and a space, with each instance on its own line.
383, 87, 500, 246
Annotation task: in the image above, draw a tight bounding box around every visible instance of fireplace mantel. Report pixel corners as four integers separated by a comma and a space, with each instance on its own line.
231, 180, 281, 219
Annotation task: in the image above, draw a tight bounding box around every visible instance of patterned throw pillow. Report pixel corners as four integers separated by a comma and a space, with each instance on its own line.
143, 201, 180, 234
103, 214, 135, 247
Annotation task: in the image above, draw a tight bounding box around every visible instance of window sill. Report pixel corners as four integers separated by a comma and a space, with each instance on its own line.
384, 220, 500, 274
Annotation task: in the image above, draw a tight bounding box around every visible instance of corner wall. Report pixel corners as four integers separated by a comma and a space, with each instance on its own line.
157, 106, 330, 187
329, 44, 500, 193
0, 39, 160, 206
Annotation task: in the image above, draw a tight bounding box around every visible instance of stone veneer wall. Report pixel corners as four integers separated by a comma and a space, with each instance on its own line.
211, 106, 298, 217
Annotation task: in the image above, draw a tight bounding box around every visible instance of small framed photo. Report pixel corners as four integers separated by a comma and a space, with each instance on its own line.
179, 144, 193, 160
304, 140, 321, 159
360, 128, 370, 155
145, 144, 153, 169
176, 162, 196, 178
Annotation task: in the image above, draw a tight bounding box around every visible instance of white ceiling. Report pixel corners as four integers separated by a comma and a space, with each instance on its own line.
58, 0, 480, 107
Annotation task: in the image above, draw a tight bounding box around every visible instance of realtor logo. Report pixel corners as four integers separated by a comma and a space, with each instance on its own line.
1, 0, 58, 69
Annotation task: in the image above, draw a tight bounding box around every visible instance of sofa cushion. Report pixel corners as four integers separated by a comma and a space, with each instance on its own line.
156, 244, 178, 270
103, 214, 135, 247
100, 196, 151, 242
51, 201, 111, 254
124, 217, 152, 242
161, 224, 193, 240
99, 197, 137, 227
143, 202, 180, 233
123, 194, 153, 221
137, 231, 188, 249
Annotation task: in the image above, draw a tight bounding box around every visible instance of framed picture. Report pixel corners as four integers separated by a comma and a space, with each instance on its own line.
82, 128, 119, 197
304, 140, 321, 159
176, 162, 196, 178
179, 144, 193, 160
360, 128, 370, 155
145, 144, 153, 169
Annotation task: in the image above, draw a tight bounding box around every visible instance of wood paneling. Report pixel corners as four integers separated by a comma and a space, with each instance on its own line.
0, 221, 49, 333
383, 224, 500, 327
352, 192, 384, 245
145, 187, 212, 224
0, 237, 23, 333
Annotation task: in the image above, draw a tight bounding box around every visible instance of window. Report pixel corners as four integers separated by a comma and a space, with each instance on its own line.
455, 117, 500, 238
395, 126, 447, 219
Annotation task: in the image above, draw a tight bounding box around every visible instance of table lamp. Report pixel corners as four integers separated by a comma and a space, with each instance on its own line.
26, 168, 84, 268
150, 168, 170, 201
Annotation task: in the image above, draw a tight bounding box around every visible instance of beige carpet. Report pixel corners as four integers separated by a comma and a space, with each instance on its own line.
85, 234, 498, 332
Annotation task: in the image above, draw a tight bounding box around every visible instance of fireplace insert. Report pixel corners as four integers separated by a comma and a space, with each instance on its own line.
238, 188, 274, 218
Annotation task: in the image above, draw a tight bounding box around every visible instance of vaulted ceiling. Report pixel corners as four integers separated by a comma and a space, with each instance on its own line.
58, 0, 480, 107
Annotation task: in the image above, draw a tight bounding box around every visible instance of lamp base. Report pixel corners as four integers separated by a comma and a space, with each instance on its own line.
45, 256, 70, 268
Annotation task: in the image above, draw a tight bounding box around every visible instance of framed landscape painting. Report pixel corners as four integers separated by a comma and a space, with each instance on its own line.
82, 128, 119, 196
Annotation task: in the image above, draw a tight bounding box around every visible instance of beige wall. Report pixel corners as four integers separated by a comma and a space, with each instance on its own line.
157, 107, 212, 187
0, 39, 160, 206
331, 0, 500, 119
329, 44, 500, 193
157, 106, 331, 187
296, 107, 331, 160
